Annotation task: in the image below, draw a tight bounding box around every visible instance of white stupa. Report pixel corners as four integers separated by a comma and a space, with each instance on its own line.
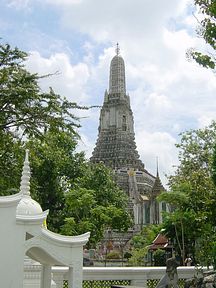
16, 150, 43, 215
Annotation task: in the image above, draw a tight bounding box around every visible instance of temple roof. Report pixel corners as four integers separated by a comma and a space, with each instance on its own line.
148, 233, 170, 251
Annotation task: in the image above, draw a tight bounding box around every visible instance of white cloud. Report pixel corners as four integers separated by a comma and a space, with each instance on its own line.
46, 0, 82, 5
53, 0, 188, 43
6, 0, 30, 9
6, 0, 81, 9
197, 115, 216, 129
136, 130, 178, 186
145, 93, 172, 110
25, 51, 90, 104
76, 133, 95, 159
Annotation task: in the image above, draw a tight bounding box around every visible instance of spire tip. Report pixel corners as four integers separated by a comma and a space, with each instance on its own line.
115, 42, 120, 55
156, 156, 159, 177
20, 149, 31, 197
25, 149, 29, 161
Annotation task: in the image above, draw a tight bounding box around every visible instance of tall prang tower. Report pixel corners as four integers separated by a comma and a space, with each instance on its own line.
90, 45, 166, 228
91, 44, 144, 171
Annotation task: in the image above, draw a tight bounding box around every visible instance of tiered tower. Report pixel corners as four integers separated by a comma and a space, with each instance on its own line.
90, 45, 166, 228
90, 44, 144, 171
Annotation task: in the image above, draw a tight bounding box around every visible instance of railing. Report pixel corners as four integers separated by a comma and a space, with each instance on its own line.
24, 265, 201, 288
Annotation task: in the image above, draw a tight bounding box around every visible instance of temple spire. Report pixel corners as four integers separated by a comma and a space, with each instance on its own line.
156, 156, 159, 177
91, 46, 144, 171
20, 149, 31, 197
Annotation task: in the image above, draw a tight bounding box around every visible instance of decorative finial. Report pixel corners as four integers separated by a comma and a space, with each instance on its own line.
116, 42, 120, 55
20, 149, 31, 197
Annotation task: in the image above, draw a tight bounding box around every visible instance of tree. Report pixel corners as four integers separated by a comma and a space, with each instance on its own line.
169, 122, 216, 219
0, 41, 86, 194
61, 163, 132, 247
153, 249, 166, 266
163, 122, 216, 266
26, 129, 87, 232
188, 0, 216, 69
0, 42, 84, 138
157, 184, 190, 264
211, 142, 216, 186
0, 133, 23, 193
128, 225, 161, 266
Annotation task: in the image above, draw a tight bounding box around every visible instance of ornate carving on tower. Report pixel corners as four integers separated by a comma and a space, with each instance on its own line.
90, 44, 144, 171
109, 43, 126, 95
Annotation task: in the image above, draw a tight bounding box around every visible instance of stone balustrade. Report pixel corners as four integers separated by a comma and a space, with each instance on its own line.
23, 265, 201, 288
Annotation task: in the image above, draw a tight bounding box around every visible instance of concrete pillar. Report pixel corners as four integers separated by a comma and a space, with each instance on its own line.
68, 265, 83, 288
68, 267, 75, 288
51, 279, 57, 288
142, 203, 146, 225
131, 272, 147, 287
52, 273, 64, 288
133, 203, 139, 225
40, 265, 52, 288
150, 202, 153, 224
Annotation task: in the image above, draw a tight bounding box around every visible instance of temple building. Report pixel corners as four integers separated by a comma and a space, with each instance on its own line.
90, 45, 166, 229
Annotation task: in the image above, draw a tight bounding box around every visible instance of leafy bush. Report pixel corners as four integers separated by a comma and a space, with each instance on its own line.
124, 251, 132, 259
106, 251, 121, 259
153, 249, 166, 266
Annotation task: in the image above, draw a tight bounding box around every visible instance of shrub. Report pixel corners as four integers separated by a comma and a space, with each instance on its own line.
106, 251, 121, 259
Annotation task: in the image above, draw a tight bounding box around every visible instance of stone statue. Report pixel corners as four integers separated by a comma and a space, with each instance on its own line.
156, 256, 179, 288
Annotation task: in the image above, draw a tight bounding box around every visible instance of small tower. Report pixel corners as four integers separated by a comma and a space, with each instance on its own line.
150, 158, 166, 224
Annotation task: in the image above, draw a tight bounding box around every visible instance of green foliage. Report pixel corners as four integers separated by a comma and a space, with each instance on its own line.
131, 225, 161, 249
26, 129, 86, 232
0, 41, 86, 194
189, 50, 215, 69
106, 251, 121, 259
0, 133, 23, 194
0, 42, 84, 138
212, 242, 216, 271
157, 183, 190, 210
124, 251, 132, 259
129, 225, 161, 266
61, 163, 132, 247
169, 122, 216, 212
212, 143, 216, 186
153, 249, 166, 266
195, 224, 216, 268
163, 121, 216, 266
188, 0, 216, 69
128, 246, 149, 266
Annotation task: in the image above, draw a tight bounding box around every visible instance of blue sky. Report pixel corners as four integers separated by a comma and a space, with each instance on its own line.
1, 0, 216, 185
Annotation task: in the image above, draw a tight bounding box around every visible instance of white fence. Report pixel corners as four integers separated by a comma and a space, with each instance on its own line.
24, 265, 201, 287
